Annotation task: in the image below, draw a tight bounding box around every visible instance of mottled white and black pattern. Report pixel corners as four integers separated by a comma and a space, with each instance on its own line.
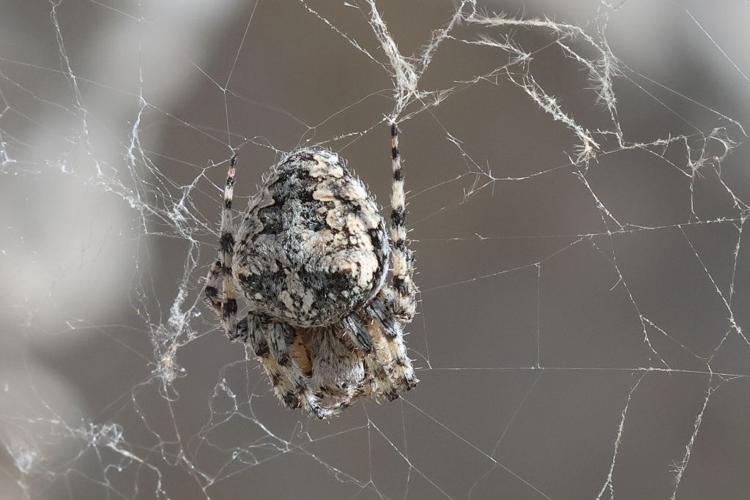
235, 148, 390, 328
205, 126, 418, 419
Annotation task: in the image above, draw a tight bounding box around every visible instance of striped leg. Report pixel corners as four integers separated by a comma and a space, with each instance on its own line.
254, 326, 334, 419
204, 259, 223, 314
260, 354, 333, 419
367, 296, 418, 394
204, 155, 241, 339
204, 259, 249, 341
341, 313, 374, 353
389, 123, 417, 321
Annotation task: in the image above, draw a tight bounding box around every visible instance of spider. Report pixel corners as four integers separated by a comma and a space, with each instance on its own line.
204, 124, 418, 418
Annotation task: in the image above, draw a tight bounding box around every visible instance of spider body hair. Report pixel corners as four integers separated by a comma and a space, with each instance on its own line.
205, 126, 418, 418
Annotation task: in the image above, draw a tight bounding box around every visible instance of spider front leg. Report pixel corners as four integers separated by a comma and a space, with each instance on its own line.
365, 293, 418, 393
389, 123, 418, 322
204, 259, 223, 314
204, 259, 244, 341
204, 154, 244, 340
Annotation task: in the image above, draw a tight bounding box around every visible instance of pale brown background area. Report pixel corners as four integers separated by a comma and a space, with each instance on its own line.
1, 1, 749, 499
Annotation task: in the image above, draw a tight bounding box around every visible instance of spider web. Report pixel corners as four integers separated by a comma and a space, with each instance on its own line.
1, 0, 749, 498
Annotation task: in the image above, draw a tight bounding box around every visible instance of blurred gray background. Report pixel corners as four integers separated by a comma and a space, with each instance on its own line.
1, 1, 749, 499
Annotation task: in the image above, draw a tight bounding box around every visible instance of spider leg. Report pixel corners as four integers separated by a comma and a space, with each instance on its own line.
204, 259, 247, 341
362, 349, 399, 401
365, 123, 417, 396
259, 356, 303, 410
367, 295, 418, 394
245, 318, 332, 419
340, 314, 374, 353
243, 313, 269, 356
266, 321, 295, 366
262, 355, 333, 419
308, 327, 366, 414
204, 155, 243, 339
388, 123, 418, 322
219, 155, 240, 337
204, 259, 223, 315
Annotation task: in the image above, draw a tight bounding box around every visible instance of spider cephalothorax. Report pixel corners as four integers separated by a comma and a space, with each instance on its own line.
205, 125, 418, 418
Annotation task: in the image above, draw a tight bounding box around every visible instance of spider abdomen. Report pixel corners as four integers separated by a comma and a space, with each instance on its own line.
234, 148, 390, 328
